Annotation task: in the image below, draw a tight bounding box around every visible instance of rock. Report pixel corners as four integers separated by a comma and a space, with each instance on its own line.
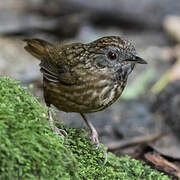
0, 0, 83, 38
170, 59, 180, 81
63, 0, 180, 29
112, 100, 157, 138
152, 80, 180, 140
0, 37, 40, 83
1, 0, 180, 32
163, 15, 180, 43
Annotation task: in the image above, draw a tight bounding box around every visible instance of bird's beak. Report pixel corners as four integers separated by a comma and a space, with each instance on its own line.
125, 56, 147, 64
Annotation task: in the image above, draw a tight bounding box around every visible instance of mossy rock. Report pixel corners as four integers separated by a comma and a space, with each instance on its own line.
0, 76, 170, 180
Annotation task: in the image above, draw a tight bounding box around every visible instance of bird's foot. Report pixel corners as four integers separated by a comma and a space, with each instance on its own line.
52, 126, 68, 136
80, 113, 107, 164
90, 129, 108, 164
90, 127, 100, 149
48, 108, 67, 136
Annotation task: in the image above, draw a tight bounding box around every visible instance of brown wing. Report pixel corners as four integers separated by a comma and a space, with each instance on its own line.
24, 39, 78, 85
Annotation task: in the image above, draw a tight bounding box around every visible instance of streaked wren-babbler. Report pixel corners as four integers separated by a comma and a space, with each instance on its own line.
24, 36, 147, 147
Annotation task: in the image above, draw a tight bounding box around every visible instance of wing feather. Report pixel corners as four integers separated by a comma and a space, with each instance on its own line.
24, 39, 79, 85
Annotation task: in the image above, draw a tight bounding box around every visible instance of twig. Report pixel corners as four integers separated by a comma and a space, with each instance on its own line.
145, 152, 180, 178
106, 133, 166, 151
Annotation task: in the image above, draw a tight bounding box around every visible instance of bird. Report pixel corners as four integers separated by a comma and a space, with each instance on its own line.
24, 36, 147, 148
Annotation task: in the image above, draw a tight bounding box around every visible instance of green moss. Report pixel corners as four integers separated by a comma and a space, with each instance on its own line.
0, 76, 170, 180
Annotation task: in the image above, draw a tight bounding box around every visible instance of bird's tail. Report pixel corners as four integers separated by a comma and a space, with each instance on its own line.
24, 39, 53, 60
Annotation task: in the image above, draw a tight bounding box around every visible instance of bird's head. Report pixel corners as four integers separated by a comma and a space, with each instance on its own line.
85, 36, 147, 81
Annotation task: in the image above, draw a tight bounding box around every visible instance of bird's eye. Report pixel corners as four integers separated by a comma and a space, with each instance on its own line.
107, 51, 117, 61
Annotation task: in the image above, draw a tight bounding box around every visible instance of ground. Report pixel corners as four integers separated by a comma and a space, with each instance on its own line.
0, 76, 169, 180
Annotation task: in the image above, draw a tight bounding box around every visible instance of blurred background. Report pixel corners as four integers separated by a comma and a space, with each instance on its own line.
0, 0, 180, 175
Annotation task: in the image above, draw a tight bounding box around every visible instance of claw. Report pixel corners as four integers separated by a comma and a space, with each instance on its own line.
91, 129, 108, 164
48, 108, 67, 136
53, 126, 68, 136
103, 150, 108, 165
80, 113, 108, 164
90, 126, 100, 148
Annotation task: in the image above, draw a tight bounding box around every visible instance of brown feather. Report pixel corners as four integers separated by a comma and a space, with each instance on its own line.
24, 39, 53, 60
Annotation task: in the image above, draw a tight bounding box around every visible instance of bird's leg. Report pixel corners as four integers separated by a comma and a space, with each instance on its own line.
80, 113, 108, 164
48, 107, 67, 136
80, 113, 100, 148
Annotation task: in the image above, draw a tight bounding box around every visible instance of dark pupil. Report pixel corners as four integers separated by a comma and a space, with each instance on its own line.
107, 51, 116, 60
